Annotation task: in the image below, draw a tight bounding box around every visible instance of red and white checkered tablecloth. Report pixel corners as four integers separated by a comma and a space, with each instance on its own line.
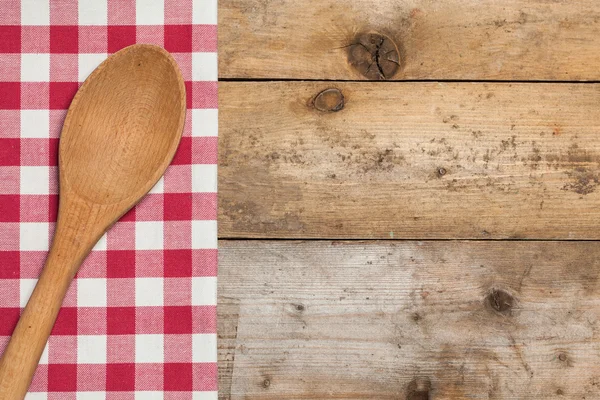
0, 0, 218, 398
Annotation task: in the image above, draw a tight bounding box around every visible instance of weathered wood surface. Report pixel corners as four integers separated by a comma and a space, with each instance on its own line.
219, 81, 600, 240
219, 0, 600, 81
218, 240, 600, 399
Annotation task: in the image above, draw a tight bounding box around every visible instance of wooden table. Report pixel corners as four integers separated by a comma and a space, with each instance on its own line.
217, 1, 600, 398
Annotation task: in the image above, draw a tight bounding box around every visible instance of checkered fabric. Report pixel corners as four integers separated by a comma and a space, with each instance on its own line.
0, 0, 218, 398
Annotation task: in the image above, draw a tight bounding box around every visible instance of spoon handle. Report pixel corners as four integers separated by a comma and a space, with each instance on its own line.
0, 198, 101, 399
0, 252, 74, 398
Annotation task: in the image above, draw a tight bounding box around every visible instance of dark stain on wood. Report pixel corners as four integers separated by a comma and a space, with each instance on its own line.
544, 144, 599, 171
362, 148, 403, 173
562, 167, 600, 195
347, 32, 400, 80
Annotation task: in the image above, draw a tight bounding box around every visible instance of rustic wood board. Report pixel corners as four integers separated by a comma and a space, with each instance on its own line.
218, 240, 600, 399
219, 0, 600, 80
218, 2, 600, 398
219, 81, 600, 240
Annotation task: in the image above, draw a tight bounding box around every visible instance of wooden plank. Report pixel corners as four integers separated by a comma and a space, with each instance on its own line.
219, 81, 600, 239
219, 0, 600, 80
218, 240, 600, 399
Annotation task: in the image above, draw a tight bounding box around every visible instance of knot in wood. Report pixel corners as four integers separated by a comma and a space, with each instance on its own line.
406, 377, 431, 400
486, 288, 514, 314
347, 32, 400, 80
313, 88, 344, 112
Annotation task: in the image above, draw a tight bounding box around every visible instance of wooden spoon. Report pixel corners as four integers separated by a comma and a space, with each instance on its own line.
0, 44, 186, 399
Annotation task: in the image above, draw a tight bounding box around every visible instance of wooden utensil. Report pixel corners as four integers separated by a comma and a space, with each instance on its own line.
0, 44, 186, 399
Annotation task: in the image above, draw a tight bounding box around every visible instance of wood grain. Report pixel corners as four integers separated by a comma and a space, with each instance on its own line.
0, 44, 185, 399
219, 81, 600, 239
219, 0, 600, 80
218, 240, 600, 399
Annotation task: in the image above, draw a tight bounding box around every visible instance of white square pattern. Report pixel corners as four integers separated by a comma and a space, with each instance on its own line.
78, 0, 108, 25
77, 278, 107, 307
191, 277, 216, 306
149, 176, 164, 194
92, 233, 107, 251
191, 109, 218, 137
77, 335, 107, 364
135, 277, 164, 306
21, 54, 50, 82
135, 221, 164, 250
135, 334, 164, 363
20, 166, 50, 195
192, 53, 218, 81
192, 220, 217, 249
24, 393, 48, 400
192, 393, 219, 400
38, 342, 49, 365
191, 220, 217, 250
19, 222, 49, 251
19, 279, 37, 308
21, 110, 50, 138
192, 0, 217, 24
21, 0, 49, 25
136, 392, 163, 400
192, 164, 217, 193
136, 0, 165, 25
192, 334, 217, 362
77, 393, 106, 400
79, 54, 107, 82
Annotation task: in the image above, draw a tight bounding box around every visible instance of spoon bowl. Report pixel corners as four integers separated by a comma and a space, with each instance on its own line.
61, 45, 185, 206
0, 44, 186, 399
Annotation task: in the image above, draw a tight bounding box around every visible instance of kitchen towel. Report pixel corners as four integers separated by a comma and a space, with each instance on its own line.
0, 0, 218, 398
